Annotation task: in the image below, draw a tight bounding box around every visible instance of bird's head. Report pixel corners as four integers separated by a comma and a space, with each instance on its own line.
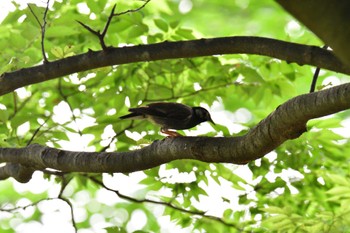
193, 107, 215, 125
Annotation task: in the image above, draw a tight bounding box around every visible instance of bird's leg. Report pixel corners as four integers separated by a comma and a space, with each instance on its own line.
161, 128, 183, 137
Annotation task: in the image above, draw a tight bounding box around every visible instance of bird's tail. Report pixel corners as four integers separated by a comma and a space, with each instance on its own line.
119, 112, 145, 120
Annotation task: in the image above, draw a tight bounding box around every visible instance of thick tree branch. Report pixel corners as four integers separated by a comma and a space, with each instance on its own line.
1, 82, 350, 183
1, 36, 348, 96
277, 0, 350, 66
0, 163, 34, 183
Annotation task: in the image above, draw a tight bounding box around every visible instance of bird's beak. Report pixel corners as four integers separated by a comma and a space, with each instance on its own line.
209, 118, 216, 125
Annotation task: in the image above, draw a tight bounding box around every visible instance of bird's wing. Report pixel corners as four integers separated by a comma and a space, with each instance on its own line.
141, 102, 193, 120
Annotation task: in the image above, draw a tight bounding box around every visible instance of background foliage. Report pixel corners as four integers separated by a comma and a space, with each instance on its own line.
1, 0, 350, 232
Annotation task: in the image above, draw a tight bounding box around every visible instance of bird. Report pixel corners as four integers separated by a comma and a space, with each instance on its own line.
119, 102, 215, 137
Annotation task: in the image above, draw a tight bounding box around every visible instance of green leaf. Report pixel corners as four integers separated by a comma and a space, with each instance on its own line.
154, 19, 168, 32
51, 46, 64, 58
0, 109, 9, 122
326, 186, 350, 196
46, 26, 80, 37
105, 226, 127, 233
327, 174, 350, 186
174, 28, 195, 39
261, 206, 286, 215
128, 24, 148, 39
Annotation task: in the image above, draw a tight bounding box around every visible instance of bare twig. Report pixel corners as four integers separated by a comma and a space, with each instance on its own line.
9, 91, 38, 120
310, 45, 329, 93
113, 0, 151, 16
27, 1, 50, 63
58, 176, 77, 232
77, 1, 151, 50
77, 4, 117, 50
100, 4, 117, 44
12, 92, 18, 114
59, 196, 77, 233
26, 116, 50, 146
0, 195, 77, 232
76, 21, 100, 36
0, 198, 56, 212
86, 175, 242, 230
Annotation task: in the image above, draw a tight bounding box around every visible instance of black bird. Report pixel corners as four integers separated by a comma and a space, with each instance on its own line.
120, 102, 215, 136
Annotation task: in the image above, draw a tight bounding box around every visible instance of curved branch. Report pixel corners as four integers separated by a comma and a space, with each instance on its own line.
1, 36, 348, 96
1, 82, 350, 183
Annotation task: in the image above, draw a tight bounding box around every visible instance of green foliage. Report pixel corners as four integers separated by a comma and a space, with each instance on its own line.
1, 0, 350, 232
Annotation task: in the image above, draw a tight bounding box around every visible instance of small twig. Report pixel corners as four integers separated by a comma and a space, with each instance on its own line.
26, 116, 50, 146
58, 176, 77, 232
113, 0, 151, 16
86, 175, 241, 229
41, 0, 50, 63
27, 1, 50, 63
59, 196, 77, 233
0, 195, 77, 233
100, 4, 117, 45
76, 4, 117, 50
0, 198, 57, 212
27, 4, 42, 27
76, 21, 100, 36
309, 45, 329, 93
9, 91, 38, 120
77, 1, 151, 50
12, 92, 18, 115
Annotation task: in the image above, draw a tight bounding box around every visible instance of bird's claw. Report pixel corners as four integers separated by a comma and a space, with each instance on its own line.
161, 129, 183, 137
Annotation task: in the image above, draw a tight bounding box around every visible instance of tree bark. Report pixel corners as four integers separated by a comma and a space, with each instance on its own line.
1, 82, 350, 183
1, 36, 348, 96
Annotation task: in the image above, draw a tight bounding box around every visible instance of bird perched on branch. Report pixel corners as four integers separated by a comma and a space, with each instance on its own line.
120, 102, 215, 137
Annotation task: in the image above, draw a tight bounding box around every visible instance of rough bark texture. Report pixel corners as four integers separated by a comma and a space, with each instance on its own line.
0, 36, 348, 96
1, 83, 350, 183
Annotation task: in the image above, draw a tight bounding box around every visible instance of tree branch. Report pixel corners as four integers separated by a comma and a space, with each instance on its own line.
1, 36, 348, 96
1, 82, 350, 182
0, 163, 34, 183
277, 0, 350, 66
